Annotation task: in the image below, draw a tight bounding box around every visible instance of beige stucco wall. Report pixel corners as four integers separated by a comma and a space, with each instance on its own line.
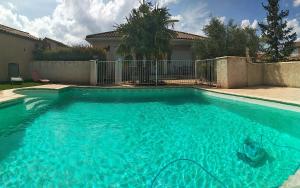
32, 61, 94, 84
264, 61, 300, 88
215, 57, 300, 88
216, 57, 248, 88
247, 62, 263, 86
227, 57, 248, 88
87, 39, 195, 61
0, 33, 37, 82
171, 45, 193, 60
87, 39, 120, 61
216, 57, 229, 88
44, 39, 66, 50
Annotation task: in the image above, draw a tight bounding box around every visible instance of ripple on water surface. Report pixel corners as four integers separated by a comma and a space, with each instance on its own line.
0, 88, 300, 187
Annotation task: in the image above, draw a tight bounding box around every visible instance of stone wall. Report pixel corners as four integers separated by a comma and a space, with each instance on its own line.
31, 61, 97, 85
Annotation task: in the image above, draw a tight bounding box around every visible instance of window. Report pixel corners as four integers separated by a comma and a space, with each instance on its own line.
8, 63, 20, 78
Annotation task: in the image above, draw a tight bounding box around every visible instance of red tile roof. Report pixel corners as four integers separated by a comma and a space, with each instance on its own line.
86, 30, 205, 41
0, 24, 38, 41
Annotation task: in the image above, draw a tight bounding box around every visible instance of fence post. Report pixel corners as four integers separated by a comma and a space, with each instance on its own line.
194, 61, 197, 84
115, 60, 122, 85
90, 60, 98, 86
155, 59, 158, 86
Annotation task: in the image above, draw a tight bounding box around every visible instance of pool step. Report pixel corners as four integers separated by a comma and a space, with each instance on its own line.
281, 170, 300, 188
24, 97, 52, 111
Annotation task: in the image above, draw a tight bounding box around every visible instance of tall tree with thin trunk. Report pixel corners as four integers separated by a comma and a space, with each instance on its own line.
258, 0, 297, 62
116, 1, 176, 83
116, 1, 176, 60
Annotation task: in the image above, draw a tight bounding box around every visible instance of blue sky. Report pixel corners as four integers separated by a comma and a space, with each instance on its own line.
0, 0, 299, 44
166, 0, 299, 29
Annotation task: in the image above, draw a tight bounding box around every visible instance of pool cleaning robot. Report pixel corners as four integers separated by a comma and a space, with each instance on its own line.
237, 137, 268, 167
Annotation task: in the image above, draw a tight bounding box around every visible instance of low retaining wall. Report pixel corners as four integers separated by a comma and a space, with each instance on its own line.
247, 62, 264, 86
215, 57, 300, 88
264, 61, 300, 88
216, 57, 248, 88
31, 61, 97, 85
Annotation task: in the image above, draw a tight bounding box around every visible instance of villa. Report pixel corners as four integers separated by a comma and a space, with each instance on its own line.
291, 41, 300, 58
0, 24, 68, 83
86, 30, 205, 61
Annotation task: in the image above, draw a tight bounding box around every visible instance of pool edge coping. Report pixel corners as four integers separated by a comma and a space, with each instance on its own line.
1, 85, 300, 108
196, 87, 300, 108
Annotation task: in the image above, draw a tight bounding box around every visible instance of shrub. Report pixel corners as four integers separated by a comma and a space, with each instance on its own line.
193, 18, 260, 60
34, 46, 106, 61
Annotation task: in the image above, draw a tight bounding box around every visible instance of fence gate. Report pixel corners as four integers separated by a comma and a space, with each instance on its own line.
195, 59, 217, 86
96, 60, 216, 86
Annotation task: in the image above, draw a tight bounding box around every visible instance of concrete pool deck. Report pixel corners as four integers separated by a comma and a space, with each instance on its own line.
0, 84, 300, 187
203, 86, 300, 106
0, 84, 71, 103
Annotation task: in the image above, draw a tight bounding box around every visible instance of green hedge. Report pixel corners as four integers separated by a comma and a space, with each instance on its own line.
34, 47, 106, 61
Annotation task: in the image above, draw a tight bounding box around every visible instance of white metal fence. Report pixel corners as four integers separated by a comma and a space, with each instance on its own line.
195, 59, 217, 86
96, 60, 217, 86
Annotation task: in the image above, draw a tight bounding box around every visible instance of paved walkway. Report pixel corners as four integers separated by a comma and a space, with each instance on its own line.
205, 86, 300, 106
0, 84, 70, 103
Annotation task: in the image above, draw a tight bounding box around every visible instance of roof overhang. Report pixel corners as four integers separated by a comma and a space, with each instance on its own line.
0, 30, 39, 42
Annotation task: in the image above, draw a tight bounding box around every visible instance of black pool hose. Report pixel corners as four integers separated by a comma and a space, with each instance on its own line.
150, 135, 300, 188
150, 158, 227, 188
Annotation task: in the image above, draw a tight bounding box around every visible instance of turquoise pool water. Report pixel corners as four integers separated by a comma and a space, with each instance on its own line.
0, 88, 300, 187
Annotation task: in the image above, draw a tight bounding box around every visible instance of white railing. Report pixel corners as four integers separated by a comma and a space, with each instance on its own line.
96, 60, 217, 86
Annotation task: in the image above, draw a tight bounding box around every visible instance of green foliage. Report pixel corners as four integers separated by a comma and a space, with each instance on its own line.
33, 46, 106, 61
194, 18, 260, 60
258, 0, 297, 62
116, 1, 176, 60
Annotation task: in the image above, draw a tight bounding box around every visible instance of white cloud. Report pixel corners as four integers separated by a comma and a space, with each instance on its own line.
217, 16, 226, 24
252, 20, 258, 29
294, 0, 300, 7
287, 18, 300, 41
0, 0, 139, 45
7, 2, 16, 10
172, 1, 210, 36
241, 19, 258, 29
157, 0, 178, 7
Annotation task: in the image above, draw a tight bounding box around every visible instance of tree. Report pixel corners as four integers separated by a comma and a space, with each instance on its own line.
116, 1, 176, 60
193, 18, 260, 60
258, 0, 297, 62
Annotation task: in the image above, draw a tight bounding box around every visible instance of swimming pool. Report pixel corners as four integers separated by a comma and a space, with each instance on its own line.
0, 87, 299, 187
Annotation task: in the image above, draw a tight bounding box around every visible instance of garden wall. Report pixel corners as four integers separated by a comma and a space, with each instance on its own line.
31, 61, 97, 85
216, 57, 249, 88
264, 61, 300, 88
215, 57, 300, 88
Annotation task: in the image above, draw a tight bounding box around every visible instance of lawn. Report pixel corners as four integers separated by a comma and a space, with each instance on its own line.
0, 82, 44, 91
